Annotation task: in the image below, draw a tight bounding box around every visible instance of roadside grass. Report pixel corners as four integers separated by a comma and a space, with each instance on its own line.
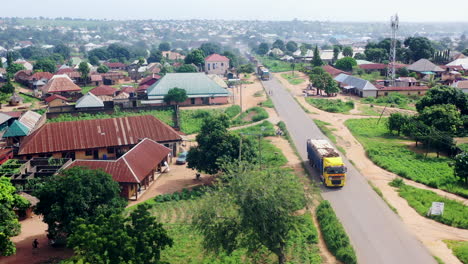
389, 179, 468, 229
233, 120, 276, 137
259, 56, 304, 72
259, 98, 274, 108
434, 255, 445, 264
224, 105, 242, 118
458, 143, 468, 153
19, 94, 41, 104
180, 108, 226, 134
336, 146, 347, 155
357, 105, 381, 116
360, 93, 417, 111
281, 73, 305, 85
232, 106, 269, 125
316, 200, 357, 264
444, 240, 468, 264
253, 91, 264, 97
313, 120, 337, 144
305, 98, 354, 113
48, 109, 175, 127
345, 118, 468, 198
368, 181, 398, 214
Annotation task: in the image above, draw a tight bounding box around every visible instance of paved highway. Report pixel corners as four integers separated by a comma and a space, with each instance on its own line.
262, 76, 436, 264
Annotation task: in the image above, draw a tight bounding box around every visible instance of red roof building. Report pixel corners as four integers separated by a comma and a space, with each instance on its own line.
56, 68, 75, 75
65, 138, 171, 199
89, 85, 118, 96
322, 65, 349, 77
104, 62, 127, 70
44, 94, 69, 103
359, 63, 388, 70
376, 85, 429, 97
139, 74, 161, 87
121, 86, 136, 94
18, 115, 182, 159
41, 75, 81, 95
29, 72, 53, 81
205, 54, 230, 62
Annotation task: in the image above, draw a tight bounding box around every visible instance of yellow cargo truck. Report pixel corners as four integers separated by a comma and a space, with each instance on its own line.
307, 139, 347, 187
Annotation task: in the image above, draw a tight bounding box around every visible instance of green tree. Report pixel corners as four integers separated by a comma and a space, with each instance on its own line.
33, 167, 127, 238
184, 49, 205, 66
158, 42, 171, 51
257, 43, 270, 55
334, 57, 357, 71
78, 61, 90, 85
397, 67, 409, 77
286, 41, 298, 52
354, 53, 366, 60
6, 63, 25, 77
416, 85, 468, 115
187, 114, 257, 174
454, 152, 468, 185
148, 49, 163, 63
176, 64, 198, 73
67, 204, 173, 264
96, 64, 109, 73
88, 56, 100, 66
53, 44, 71, 59
238, 64, 255, 74
419, 104, 463, 134
332, 46, 340, 62
342, 46, 353, 57
401, 118, 430, 147
0, 81, 15, 94
0, 59, 2, 68
222, 51, 238, 68
311, 45, 323, 67
34, 58, 56, 73
163, 87, 188, 106
364, 48, 387, 63
200, 42, 222, 56
194, 165, 306, 264
0, 177, 29, 256
272, 39, 285, 51
462, 49, 468, 56
404, 37, 435, 62
309, 66, 339, 96
107, 44, 131, 61
387, 113, 410, 135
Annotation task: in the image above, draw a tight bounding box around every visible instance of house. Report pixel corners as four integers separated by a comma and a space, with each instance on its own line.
334, 73, 378, 97
320, 50, 343, 63
322, 65, 349, 77
56, 67, 74, 75
101, 72, 126, 85
104, 62, 127, 71
14, 60, 33, 71
90, 74, 103, 86
441, 69, 462, 83
28, 72, 53, 89
137, 74, 161, 95
162, 51, 185, 61
452, 80, 468, 93
395, 77, 419, 87
207, 74, 228, 89
146, 73, 230, 105
45, 94, 69, 107
204, 54, 230, 75
9, 93, 23, 106
446, 58, 468, 75
65, 138, 171, 200
41, 74, 81, 97
376, 85, 429, 97
358, 63, 387, 75
14, 70, 33, 86
75, 92, 104, 109
407, 59, 444, 76
17, 115, 183, 160
89, 85, 118, 97
0, 113, 13, 132
269, 48, 284, 57
15, 192, 39, 219
1, 109, 43, 145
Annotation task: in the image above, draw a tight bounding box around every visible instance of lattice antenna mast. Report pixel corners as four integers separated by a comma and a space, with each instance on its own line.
388, 14, 399, 86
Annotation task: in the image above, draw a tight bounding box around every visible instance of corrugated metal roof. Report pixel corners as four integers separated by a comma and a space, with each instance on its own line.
66, 138, 171, 183
42, 75, 81, 94
334, 74, 377, 91
0, 113, 12, 125
75, 92, 104, 108
90, 85, 117, 96
3, 120, 29, 138
19, 115, 182, 155
205, 53, 229, 62
147, 73, 229, 100
408, 59, 444, 73
18, 111, 41, 131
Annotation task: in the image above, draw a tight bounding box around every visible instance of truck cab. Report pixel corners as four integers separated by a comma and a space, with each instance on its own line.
323, 157, 346, 187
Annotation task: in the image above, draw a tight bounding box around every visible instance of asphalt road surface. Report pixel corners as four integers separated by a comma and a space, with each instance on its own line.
262, 76, 436, 264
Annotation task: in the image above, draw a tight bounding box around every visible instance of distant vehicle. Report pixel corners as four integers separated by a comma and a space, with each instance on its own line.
176, 151, 188, 165
307, 139, 346, 187
257, 65, 270, 80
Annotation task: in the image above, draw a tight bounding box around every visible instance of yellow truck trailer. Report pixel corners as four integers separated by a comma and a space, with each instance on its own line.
307, 139, 347, 187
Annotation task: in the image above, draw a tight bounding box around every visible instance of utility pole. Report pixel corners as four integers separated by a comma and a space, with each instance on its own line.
239, 127, 265, 169
388, 14, 399, 87
239, 77, 243, 112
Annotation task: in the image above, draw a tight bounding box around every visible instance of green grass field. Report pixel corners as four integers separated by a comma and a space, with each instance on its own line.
232, 106, 269, 125
306, 98, 354, 113
281, 73, 305, 85
390, 180, 467, 229
345, 118, 467, 197
444, 240, 468, 264
313, 120, 337, 144
259, 98, 274, 108
259, 56, 304, 73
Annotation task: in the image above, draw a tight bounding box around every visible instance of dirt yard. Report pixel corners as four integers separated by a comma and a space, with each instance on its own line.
274, 72, 468, 264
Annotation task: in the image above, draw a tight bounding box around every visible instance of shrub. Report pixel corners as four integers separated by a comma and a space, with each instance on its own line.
260, 98, 274, 108
389, 178, 404, 188
444, 240, 468, 264
316, 200, 357, 264
233, 106, 269, 125
224, 105, 241, 118
306, 98, 354, 113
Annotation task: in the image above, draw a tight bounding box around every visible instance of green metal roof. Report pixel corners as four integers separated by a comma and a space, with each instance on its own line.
147, 73, 229, 100
3, 120, 30, 138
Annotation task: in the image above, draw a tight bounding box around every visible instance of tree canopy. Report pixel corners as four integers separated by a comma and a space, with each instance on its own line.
454, 152, 468, 185
416, 85, 468, 115
286, 41, 298, 52
53, 44, 71, 59
257, 43, 270, 55
163, 87, 188, 105
334, 57, 357, 71
184, 49, 205, 65
187, 114, 257, 174
97, 64, 109, 73
148, 49, 163, 63
34, 58, 56, 73
272, 39, 285, 51
67, 204, 173, 264
419, 104, 463, 134
342, 46, 353, 57
194, 165, 306, 264
311, 46, 323, 67
309, 66, 339, 96
176, 64, 198, 73
158, 42, 171, 51
200, 42, 222, 56
404, 37, 435, 62
33, 167, 127, 238
7, 63, 25, 77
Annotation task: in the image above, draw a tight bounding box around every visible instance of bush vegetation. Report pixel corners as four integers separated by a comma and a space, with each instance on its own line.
313, 120, 337, 144
260, 98, 274, 108
316, 200, 357, 264
280, 73, 305, 85
232, 106, 269, 125
444, 240, 468, 264
346, 118, 468, 197
259, 56, 303, 72
389, 179, 468, 229
361, 93, 417, 110
305, 98, 354, 113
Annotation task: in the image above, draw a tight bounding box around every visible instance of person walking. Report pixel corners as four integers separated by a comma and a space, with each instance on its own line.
32, 239, 39, 249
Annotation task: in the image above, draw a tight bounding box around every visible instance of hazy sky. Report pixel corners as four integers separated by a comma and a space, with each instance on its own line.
4, 0, 468, 22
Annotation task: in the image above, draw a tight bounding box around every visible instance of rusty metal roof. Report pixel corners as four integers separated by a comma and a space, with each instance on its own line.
19, 115, 181, 155
18, 111, 41, 131
89, 85, 117, 96
42, 75, 81, 94
66, 138, 170, 183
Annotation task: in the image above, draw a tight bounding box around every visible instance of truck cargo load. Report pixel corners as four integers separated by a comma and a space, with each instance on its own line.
307, 139, 346, 187
257, 65, 270, 80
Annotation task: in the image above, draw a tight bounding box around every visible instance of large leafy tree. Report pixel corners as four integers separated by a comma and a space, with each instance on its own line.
404, 37, 435, 62
184, 49, 205, 66
416, 85, 468, 115
158, 42, 171, 52
285, 41, 298, 52
176, 64, 197, 73
53, 44, 71, 59
238, 64, 255, 74
187, 114, 257, 174
96, 64, 109, 73
200, 42, 222, 56
34, 58, 56, 73
387, 113, 410, 136
257, 43, 270, 55
163, 87, 188, 105
309, 66, 339, 96
419, 104, 463, 134
272, 39, 285, 51
222, 51, 238, 68
342, 46, 353, 57
0, 177, 29, 256
334, 57, 357, 71
311, 45, 323, 67
364, 48, 387, 63
34, 167, 127, 238
107, 44, 132, 61
6, 63, 25, 77
148, 49, 163, 63
454, 152, 468, 185
78, 62, 90, 85
67, 204, 173, 264
194, 165, 306, 264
